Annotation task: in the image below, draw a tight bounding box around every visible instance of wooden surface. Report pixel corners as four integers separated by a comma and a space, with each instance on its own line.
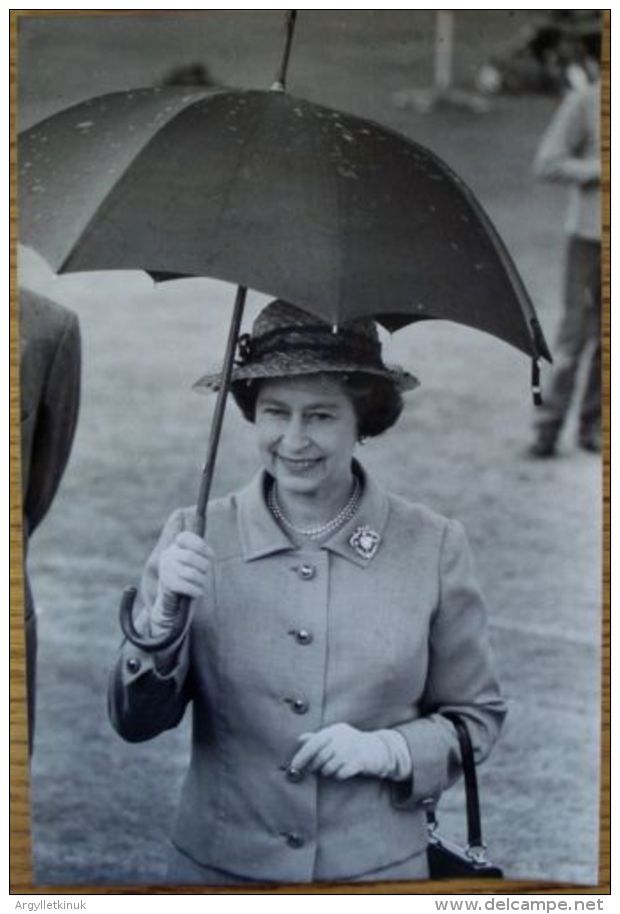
9, 9, 611, 896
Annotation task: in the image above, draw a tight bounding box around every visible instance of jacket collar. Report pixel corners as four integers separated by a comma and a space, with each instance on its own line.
237, 471, 296, 561
237, 460, 390, 568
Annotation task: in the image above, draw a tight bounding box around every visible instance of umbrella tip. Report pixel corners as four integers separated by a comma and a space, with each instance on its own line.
531, 357, 543, 406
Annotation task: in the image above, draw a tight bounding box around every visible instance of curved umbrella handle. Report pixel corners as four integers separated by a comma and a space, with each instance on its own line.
119, 586, 191, 653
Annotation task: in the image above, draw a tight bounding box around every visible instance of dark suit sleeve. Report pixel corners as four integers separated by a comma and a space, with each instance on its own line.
24, 310, 81, 533
392, 519, 507, 807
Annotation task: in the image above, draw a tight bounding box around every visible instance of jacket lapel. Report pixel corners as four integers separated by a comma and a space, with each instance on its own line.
237, 471, 296, 561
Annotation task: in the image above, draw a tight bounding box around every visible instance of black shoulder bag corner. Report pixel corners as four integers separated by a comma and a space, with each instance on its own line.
426, 712, 503, 880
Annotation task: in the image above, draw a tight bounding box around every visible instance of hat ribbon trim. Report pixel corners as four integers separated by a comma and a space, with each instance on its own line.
235, 326, 383, 369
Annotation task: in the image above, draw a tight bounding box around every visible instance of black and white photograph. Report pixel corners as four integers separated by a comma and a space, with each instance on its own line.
16, 9, 604, 889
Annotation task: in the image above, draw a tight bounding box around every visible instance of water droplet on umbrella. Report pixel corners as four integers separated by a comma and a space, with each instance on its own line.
76, 121, 94, 130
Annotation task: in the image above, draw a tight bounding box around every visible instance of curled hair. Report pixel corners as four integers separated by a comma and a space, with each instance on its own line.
231, 372, 403, 438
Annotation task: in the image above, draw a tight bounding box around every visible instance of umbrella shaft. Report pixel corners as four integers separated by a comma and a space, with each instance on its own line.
272, 10, 298, 91
194, 285, 247, 536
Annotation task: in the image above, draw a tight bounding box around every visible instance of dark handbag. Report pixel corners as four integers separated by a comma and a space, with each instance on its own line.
426, 713, 503, 879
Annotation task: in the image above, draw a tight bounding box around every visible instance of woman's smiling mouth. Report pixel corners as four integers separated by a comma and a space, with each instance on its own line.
275, 454, 322, 472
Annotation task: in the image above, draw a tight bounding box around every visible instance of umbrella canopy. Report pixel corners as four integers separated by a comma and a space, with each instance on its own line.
19, 86, 550, 362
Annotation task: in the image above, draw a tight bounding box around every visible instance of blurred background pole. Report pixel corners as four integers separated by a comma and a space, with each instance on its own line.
434, 10, 454, 93
393, 10, 490, 114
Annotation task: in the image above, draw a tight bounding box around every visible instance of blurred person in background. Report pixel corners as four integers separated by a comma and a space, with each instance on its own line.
476, 9, 602, 96
528, 12, 602, 458
109, 300, 506, 886
19, 287, 81, 753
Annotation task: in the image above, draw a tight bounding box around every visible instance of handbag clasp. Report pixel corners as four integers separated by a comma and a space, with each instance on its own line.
466, 842, 489, 865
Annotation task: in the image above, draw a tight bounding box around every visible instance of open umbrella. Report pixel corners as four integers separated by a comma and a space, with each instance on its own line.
18, 11, 551, 651
20, 90, 551, 359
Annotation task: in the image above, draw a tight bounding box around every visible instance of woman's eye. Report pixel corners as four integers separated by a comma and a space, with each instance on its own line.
308, 412, 334, 422
262, 406, 286, 417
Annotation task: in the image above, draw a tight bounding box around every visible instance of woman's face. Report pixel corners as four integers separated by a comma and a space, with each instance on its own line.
255, 375, 358, 498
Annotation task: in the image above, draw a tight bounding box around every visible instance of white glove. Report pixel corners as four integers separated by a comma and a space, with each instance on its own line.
150, 531, 212, 632
289, 722, 411, 781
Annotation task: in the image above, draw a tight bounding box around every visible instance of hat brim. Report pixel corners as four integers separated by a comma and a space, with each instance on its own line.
193, 353, 420, 394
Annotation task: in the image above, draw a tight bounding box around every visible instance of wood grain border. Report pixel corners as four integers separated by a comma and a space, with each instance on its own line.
8, 8, 611, 895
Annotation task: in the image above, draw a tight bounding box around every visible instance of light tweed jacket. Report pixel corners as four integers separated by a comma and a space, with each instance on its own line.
109, 463, 506, 882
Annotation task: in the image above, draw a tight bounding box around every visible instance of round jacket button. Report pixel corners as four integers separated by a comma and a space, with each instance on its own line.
126, 657, 141, 674
296, 629, 313, 645
286, 766, 304, 783
291, 698, 309, 715
286, 833, 305, 849
298, 564, 316, 580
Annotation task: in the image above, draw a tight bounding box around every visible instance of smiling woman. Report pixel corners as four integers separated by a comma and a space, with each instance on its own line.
255, 378, 360, 523
108, 300, 506, 886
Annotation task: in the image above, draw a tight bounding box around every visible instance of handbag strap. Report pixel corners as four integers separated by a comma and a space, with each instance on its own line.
440, 712, 485, 853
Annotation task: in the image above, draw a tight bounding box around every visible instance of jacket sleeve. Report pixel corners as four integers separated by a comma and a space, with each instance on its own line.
392, 519, 507, 808
533, 89, 600, 187
24, 309, 81, 534
108, 508, 195, 743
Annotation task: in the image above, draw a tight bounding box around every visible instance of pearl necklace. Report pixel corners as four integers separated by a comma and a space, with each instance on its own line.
268, 477, 362, 540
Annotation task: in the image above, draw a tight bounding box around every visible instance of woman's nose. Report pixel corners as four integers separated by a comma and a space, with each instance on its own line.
282, 416, 308, 451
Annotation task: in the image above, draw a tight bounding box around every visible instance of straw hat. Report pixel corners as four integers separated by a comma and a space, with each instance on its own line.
194, 300, 419, 394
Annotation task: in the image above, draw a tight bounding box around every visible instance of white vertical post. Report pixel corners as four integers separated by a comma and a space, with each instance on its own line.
434, 10, 454, 92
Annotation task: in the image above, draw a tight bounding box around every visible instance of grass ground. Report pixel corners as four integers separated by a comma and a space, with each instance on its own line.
19, 11, 602, 887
